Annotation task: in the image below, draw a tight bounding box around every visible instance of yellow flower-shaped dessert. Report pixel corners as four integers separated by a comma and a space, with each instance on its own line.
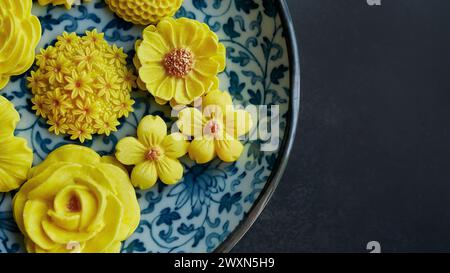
105, 0, 183, 25
38, 0, 92, 9
28, 31, 137, 142
0, 95, 33, 192
177, 90, 253, 164
13, 145, 140, 253
0, 0, 41, 90
115, 115, 189, 189
136, 17, 226, 106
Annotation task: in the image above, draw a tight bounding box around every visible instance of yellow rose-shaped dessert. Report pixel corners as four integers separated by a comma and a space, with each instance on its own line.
0, 95, 33, 192
28, 31, 136, 142
0, 0, 41, 90
136, 17, 226, 106
177, 90, 253, 164
115, 115, 189, 189
38, 0, 92, 9
105, 0, 183, 25
13, 145, 140, 253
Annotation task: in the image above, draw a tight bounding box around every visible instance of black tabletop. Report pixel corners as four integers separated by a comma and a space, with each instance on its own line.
233, 0, 450, 252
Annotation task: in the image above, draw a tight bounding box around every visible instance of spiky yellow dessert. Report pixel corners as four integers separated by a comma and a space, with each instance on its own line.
28, 31, 137, 143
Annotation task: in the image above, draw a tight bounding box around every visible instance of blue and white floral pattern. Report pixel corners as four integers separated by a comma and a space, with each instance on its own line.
0, 0, 291, 253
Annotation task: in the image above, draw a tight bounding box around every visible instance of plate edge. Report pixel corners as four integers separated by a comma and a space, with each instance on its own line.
214, 0, 301, 253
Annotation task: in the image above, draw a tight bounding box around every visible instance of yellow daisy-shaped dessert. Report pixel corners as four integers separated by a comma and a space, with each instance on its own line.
13, 145, 140, 253
105, 0, 184, 25
37, 0, 92, 9
115, 115, 189, 189
136, 17, 226, 106
28, 31, 137, 143
0, 0, 41, 90
177, 90, 253, 164
0, 95, 33, 192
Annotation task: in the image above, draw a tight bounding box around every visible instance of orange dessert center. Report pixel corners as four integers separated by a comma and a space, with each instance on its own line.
145, 147, 161, 161
205, 119, 221, 137
163, 48, 194, 78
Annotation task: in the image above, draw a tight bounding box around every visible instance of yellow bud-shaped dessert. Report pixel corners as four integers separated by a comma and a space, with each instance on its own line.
105, 0, 183, 25
0, 0, 41, 90
13, 145, 140, 253
136, 17, 226, 106
0, 95, 33, 192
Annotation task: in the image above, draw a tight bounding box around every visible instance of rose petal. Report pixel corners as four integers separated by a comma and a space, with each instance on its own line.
29, 145, 100, 178
23, 200, 57, 250
81, 195, 123, 252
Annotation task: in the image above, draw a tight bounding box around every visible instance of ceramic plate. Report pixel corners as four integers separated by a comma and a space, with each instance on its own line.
0, 0, 299, 253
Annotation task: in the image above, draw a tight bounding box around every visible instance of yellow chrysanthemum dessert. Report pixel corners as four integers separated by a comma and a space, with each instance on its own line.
115, 115, 189, 189
105, 0, 183, 25
135, 17, 226, 106
38, 0, 92, 9
28, 31, 137, 143
0, 95, 33, 192
0, 0, 41, 90
177, 90, 253, 164
13, 145, 140, 253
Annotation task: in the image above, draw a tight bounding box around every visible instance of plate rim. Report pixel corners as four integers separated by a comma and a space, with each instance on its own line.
215, 0, 301, 252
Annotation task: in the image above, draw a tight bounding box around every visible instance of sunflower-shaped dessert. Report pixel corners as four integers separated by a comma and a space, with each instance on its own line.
135, 17, 226, 106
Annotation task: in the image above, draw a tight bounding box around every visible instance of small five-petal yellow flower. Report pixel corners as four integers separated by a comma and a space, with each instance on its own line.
177, 90, 253, 164
115, 115, 189, 189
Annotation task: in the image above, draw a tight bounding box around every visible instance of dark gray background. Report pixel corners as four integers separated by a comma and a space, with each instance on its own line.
233, 0, 450, 252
